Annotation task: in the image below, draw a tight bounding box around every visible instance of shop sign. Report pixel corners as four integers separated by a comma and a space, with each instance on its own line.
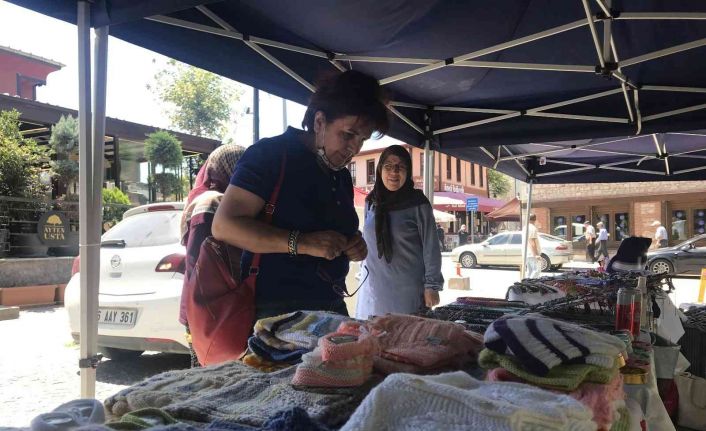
37, 211, 69, 246
443, 184, 464, 193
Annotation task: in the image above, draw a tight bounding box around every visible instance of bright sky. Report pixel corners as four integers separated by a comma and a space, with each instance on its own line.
0, 1, 402, 149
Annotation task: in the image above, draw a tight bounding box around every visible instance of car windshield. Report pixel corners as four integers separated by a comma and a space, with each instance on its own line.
102, 210, 181, 247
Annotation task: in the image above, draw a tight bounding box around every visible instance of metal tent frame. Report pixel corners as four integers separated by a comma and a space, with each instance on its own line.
15, 0, 706, 396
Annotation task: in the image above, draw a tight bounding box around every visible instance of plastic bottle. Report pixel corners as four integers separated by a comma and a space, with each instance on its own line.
615, 286, 637, 334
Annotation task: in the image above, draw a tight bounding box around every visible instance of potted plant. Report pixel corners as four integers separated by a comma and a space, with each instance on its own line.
0, 109, 51, 257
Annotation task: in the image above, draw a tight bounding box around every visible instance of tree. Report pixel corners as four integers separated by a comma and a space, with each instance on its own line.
0, 109, 49, 200
149, 60, 240, 139
102, 187, 131, 231
144, 130, 183, 201
488, 169, 511, 198
49, 115, 80, 193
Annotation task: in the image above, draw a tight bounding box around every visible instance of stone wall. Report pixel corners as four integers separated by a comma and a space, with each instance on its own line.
532, 181, 706, 202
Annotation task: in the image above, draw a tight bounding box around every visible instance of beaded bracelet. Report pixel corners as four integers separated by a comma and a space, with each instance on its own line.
288, 230, 300, 256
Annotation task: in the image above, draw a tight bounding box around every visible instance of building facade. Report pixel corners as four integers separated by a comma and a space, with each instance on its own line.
529, 181, 706, 247
349, 141, 489, 197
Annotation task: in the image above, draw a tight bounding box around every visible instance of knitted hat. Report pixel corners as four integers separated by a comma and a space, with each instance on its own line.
274, 311, 351, 350
484, 315, 626, 376
247, 336, 310, 364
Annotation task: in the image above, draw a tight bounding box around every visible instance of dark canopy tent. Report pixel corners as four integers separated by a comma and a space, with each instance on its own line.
9, 0, 706, 395
9, 0, 706, 183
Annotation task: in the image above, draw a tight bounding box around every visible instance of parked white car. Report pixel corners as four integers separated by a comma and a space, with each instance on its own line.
450, 231, 573, 271
65, 202, 188, 360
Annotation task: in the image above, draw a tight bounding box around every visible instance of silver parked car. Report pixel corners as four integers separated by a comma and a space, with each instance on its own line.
450, 231, 573, 271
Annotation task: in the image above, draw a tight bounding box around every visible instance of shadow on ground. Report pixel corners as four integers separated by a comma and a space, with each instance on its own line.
95, 352, 190, 386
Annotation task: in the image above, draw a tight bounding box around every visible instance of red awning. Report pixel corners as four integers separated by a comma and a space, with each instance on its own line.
486, 197, 521, 222
432, 191, 504, 213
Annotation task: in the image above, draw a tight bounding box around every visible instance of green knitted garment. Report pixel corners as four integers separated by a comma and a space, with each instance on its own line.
609, 407, 630, 431
479, 349, 619, 392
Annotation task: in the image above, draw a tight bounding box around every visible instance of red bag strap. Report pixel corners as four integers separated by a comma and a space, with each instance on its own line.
249, 146, 288, 274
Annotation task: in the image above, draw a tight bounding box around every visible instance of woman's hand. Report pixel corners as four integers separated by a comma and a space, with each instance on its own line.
343, 231, 368, 262
424, 288, 440, 308
298, 230, 348, 260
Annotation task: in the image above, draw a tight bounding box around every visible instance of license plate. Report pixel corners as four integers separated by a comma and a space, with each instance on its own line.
98, 308, 138, 327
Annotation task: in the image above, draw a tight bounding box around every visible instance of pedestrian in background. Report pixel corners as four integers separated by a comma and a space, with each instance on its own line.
583, 220, 596, 263
652, 220, 669, 248
595, 221, 609, 262
436, 222, 446, 252
458, 224, 469, 246
524, 213, 542, 279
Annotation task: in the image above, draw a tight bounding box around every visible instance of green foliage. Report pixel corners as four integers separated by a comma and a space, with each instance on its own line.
102, 187, 132, 227
488, 169, 511, 198
0, 109, 50, 199
149, 60, 238, 138
49, 115, 80, 187
151, 173, 182, 201
145, 130, 183, 168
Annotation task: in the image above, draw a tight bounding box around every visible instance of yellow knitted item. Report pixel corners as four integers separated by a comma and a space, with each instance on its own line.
242, 352, 291, 373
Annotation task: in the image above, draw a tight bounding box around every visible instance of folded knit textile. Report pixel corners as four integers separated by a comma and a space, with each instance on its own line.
484, 358, 625, 429
77, 407, 331, 431
480, 349, 619, 391
292, 330, 377, 387
247, 336, 310, 364
485, 315, 627, 376
104, 361, 375, 429
340, 371, 596, 431
365, 314, 484, 370
255, 311, 352, 351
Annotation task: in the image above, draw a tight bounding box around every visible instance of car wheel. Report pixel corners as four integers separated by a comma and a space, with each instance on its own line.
540, 254, 551, 272
649, 259, 673, 275
460, 252, 477, 268
100, 347, 144, 361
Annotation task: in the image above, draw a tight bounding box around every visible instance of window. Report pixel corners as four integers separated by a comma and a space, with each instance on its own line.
694, 209, 706, 235
348, 162, 356, 185
615, 213, 630, 240
597, 214, 610, 235
471, 164, 476, 185
419, 153, 424, 177
446, 156, 452, 179
456, 158, 461, 181
509, 234, 522, 245
552, 216, 567, 240
672, 210, 687, 241
479, 167, 484, 187
487, 234, 509, 245
366, 159, 375, 184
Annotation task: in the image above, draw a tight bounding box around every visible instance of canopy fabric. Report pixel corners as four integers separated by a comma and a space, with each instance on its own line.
9, 0, 706, 184
432, 191, 504, 213
448, 130, 706, 183
486, 197, 521, 222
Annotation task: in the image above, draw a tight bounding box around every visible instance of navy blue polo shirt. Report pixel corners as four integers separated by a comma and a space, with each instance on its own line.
230, 127, 358, 314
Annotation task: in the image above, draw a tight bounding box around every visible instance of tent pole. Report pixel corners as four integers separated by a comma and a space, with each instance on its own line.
77, 0, 98, 398
423, 112, 434, 204
520, 180, 533, 280
253, 88, 259, 143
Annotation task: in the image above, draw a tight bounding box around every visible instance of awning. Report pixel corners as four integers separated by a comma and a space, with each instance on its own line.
486, 197, 521, 222
432, 191, 504, 213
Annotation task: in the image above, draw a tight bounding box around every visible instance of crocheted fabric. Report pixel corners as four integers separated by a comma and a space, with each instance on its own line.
366, 314, 484, 369
485, 315, 627, 376
103, 361, 374, 429
609, 407, 630, 431
340, 372, 596, 431
480, 349, 619, 391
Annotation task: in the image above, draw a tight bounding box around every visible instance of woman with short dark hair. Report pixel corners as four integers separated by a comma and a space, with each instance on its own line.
213, 70, 389, 319
355, 145, 443, 318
